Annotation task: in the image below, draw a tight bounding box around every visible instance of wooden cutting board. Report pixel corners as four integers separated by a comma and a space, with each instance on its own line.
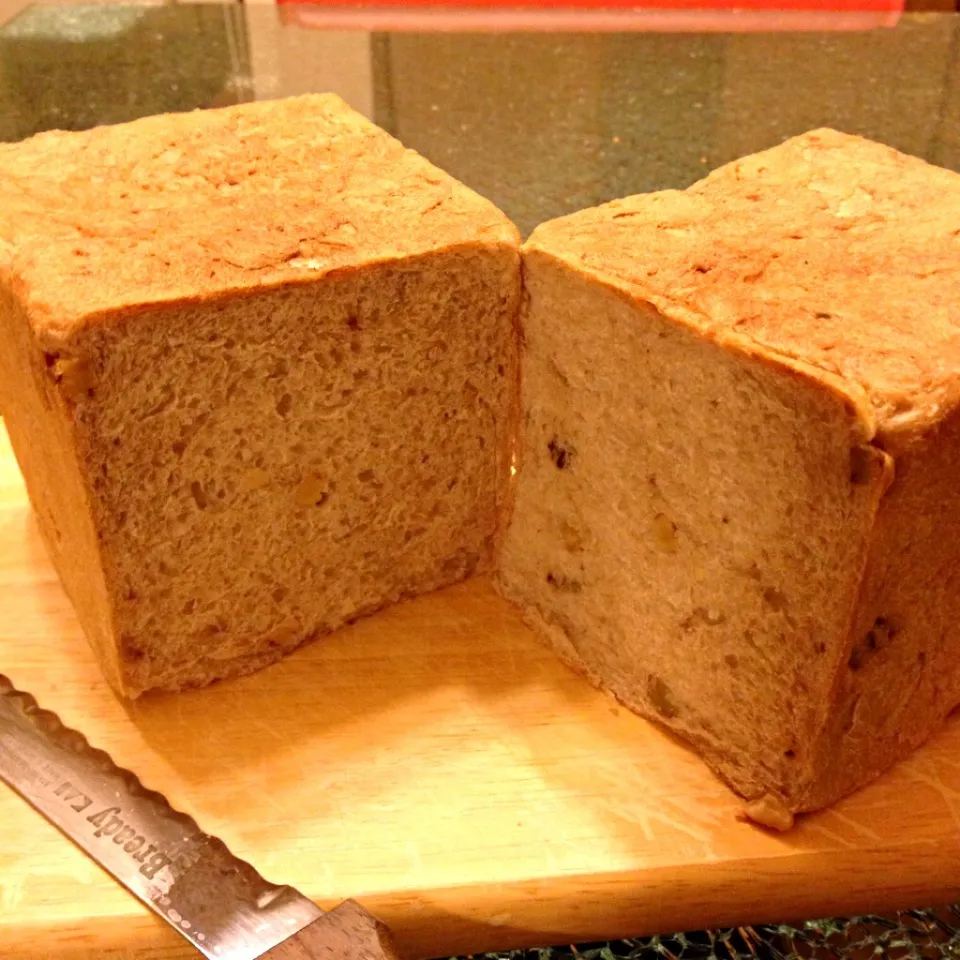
2, 419, 960, 960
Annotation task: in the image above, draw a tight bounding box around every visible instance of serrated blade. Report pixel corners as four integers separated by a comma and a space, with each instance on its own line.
0, 673, 323, 960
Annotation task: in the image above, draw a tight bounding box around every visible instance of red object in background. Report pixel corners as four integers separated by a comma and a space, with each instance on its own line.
279, 0, 900, 7
276, 0, 903, 31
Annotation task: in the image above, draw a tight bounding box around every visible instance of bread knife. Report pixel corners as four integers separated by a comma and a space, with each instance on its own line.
0, 673, 399, 960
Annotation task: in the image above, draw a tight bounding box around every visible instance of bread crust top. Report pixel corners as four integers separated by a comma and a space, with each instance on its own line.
0, 93, 519, 338
528, 128, 960, 443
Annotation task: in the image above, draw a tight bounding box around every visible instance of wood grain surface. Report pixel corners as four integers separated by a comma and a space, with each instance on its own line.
2, 420, 960, 960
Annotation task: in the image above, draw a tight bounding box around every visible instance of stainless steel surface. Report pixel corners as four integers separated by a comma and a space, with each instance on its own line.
0, 673, 323, 960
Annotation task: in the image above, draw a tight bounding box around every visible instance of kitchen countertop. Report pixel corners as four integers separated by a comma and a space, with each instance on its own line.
2, 6, 960, 959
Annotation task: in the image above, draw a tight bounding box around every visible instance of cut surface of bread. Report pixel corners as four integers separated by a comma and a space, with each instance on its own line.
498, 128, 960, 824
0, 94, 521, 696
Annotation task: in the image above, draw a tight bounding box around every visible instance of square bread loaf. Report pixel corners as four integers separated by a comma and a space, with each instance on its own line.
498, 128, 960, 826
0, 94, 521, 697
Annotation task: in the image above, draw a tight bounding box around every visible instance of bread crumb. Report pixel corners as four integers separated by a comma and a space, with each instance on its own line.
740, 793, 795, 831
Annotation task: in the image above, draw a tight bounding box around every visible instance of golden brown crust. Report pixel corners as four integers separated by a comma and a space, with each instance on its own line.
799, 403, 960, 813
0, 94, 519, 337
528, 128, 960, 442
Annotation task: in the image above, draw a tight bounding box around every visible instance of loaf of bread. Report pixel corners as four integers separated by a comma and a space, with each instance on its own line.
0, 94, 521, 697
498, 128, 960, 826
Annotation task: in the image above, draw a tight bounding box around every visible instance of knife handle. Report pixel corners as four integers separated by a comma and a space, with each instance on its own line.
261, 900, 402, 960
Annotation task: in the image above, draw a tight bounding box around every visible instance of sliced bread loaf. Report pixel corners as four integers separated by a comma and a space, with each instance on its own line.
498, 128, 960, 826
0, 94, 521, 697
